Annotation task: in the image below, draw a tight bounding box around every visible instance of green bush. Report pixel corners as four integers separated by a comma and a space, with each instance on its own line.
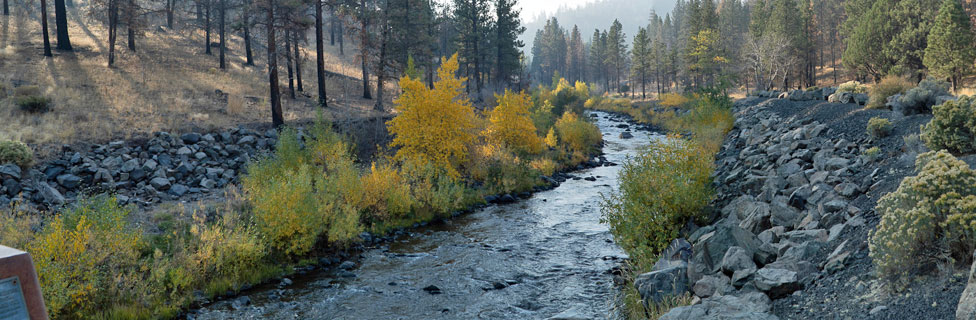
837, 81, 868, 94
899, 78, 951, 114
243, 126, 363, 256
12, 85, 51, 113
862, 146, 882, 162
867, 117, 894, 138
555, 112, 602, 154
869, 151, 976, 284
921, 95, 976, 154
601, 137, 713, 271
868, 76, 913, 109
0, 140, 33, 167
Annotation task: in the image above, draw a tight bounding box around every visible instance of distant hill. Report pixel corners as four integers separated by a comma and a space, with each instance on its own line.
521, 0, 677, 58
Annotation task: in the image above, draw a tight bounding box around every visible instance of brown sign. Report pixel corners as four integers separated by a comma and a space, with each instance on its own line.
0, 246, 47, 320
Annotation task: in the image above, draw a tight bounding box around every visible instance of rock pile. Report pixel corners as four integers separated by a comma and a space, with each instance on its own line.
645, 97, 876, 319
0, 127, 280, 210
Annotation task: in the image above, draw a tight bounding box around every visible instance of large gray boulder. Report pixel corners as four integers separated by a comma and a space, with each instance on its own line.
754, 267, 802, 298
957, 250, 976, 320
659, 292, 779, 320
634, 262, 690, 304
693, 223, 762, 273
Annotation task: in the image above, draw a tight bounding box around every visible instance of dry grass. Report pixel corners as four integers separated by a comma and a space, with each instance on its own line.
0, 6, 391, 147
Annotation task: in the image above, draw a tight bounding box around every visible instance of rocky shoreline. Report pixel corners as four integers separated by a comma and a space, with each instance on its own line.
640, 94, 969, 319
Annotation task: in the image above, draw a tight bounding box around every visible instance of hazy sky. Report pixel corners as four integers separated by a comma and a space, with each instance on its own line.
520, 0, 601, 22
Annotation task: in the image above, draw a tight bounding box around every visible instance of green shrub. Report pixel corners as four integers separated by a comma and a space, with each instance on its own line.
242, 126, 363, 256
867, 117, 894, 138
899, 78, 951, 114
921, 95, 976, 154
862, 146, 882, 162
837, 81, 868, 94
0, 140, 33, 167
12, 85, 51, 113
869, 151, 976, 284
868, 76, 913, 109
601, 137, 713, 271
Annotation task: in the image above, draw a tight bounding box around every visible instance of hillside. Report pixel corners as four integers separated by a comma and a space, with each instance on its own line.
0, 7, 389, 152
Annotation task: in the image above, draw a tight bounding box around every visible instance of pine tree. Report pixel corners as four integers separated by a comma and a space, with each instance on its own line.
453, 0, 490, 95
631, 27, 651, 99
924, 0, 976, 91
493, 0, 525, 88
606, 19, 626, 93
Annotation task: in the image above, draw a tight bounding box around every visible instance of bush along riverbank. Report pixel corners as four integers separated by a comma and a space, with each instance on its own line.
615, 79, 976, 320
593, 89, 735, 319
0, 54, 609, 319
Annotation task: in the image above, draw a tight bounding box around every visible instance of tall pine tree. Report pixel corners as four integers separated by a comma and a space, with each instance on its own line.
924, 0, 976, 91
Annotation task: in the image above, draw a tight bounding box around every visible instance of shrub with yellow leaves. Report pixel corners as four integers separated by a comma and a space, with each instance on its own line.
387, 54, 478, 177
485, 90, 544, 155
869, 150, 976, 284
28, 196, 143, 319
361, 162, 415, 223
659, 93, 690, 108
555, 112, 602, 153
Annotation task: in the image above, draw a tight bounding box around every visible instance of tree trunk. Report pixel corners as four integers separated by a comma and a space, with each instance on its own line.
316, 0, 328, 107
359, 0, 371, 99
285, 29, 295, 99
295, 29, 303, 92
166, 0, 175, 29
3, 0, 8, 16
375, 20, 388, 111
329, 5, 336, 45
205, 2, 211, 55
54, 0, 71, 50
108, 0, 118, 66
243, 8, 253, 65
41, 0, 52, 57
338, 15, 344, 56
127, 27, 135, 51
218, 0, 225, 69
267, 0, 283, 128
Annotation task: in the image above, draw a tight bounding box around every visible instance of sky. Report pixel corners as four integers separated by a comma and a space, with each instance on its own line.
519, 0, 601, 22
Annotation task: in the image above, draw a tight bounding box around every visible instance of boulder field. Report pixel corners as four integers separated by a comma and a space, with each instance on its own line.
641, 94, 973, 319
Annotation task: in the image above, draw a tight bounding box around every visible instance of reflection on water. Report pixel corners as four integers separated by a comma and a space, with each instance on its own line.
192, 112, 662, 320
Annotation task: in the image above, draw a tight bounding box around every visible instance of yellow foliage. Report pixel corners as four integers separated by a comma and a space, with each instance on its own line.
545, 127, 558, 148
530, 157, 558, 176
361, 162, 415, 222
28, 196, 142, 319
245, 163, 325, 256
555, 112, 602, 153
659, 93, 690, 108
388, 53, 478, 177
485, 90, 544, 155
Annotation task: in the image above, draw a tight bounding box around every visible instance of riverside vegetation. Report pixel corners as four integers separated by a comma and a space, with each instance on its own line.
592, 89, 734, 319
0, 54, 604, 319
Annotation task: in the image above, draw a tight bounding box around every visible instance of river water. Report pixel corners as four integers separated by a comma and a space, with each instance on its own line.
192, 111, 659, 320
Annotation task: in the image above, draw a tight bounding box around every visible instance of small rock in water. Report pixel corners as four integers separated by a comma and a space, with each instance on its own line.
339, 260, 356, 270
423, 285, 442, 295
230, 296, 251, 310
584, 176, 597, 181
338, 270, 357, 278
279, 278, 293, 287
619, 132, 634, 139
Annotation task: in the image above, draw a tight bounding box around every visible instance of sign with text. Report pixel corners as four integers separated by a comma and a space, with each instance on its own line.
0, 245, 47, 320
0, 276, 29, 320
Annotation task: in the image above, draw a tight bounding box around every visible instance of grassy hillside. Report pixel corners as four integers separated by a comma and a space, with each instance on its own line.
0, 7, 389, 149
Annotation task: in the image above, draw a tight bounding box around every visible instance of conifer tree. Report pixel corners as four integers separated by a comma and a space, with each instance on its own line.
924, 0, 976, 91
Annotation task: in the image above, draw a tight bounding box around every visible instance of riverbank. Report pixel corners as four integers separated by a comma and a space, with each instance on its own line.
651, 95, 967, 319
187, 111, 655, 319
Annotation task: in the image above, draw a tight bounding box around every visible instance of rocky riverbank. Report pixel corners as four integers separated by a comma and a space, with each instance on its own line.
643, 94, 970, 319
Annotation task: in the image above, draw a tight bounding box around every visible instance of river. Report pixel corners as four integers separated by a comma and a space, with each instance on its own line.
191, 111, 660, 320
